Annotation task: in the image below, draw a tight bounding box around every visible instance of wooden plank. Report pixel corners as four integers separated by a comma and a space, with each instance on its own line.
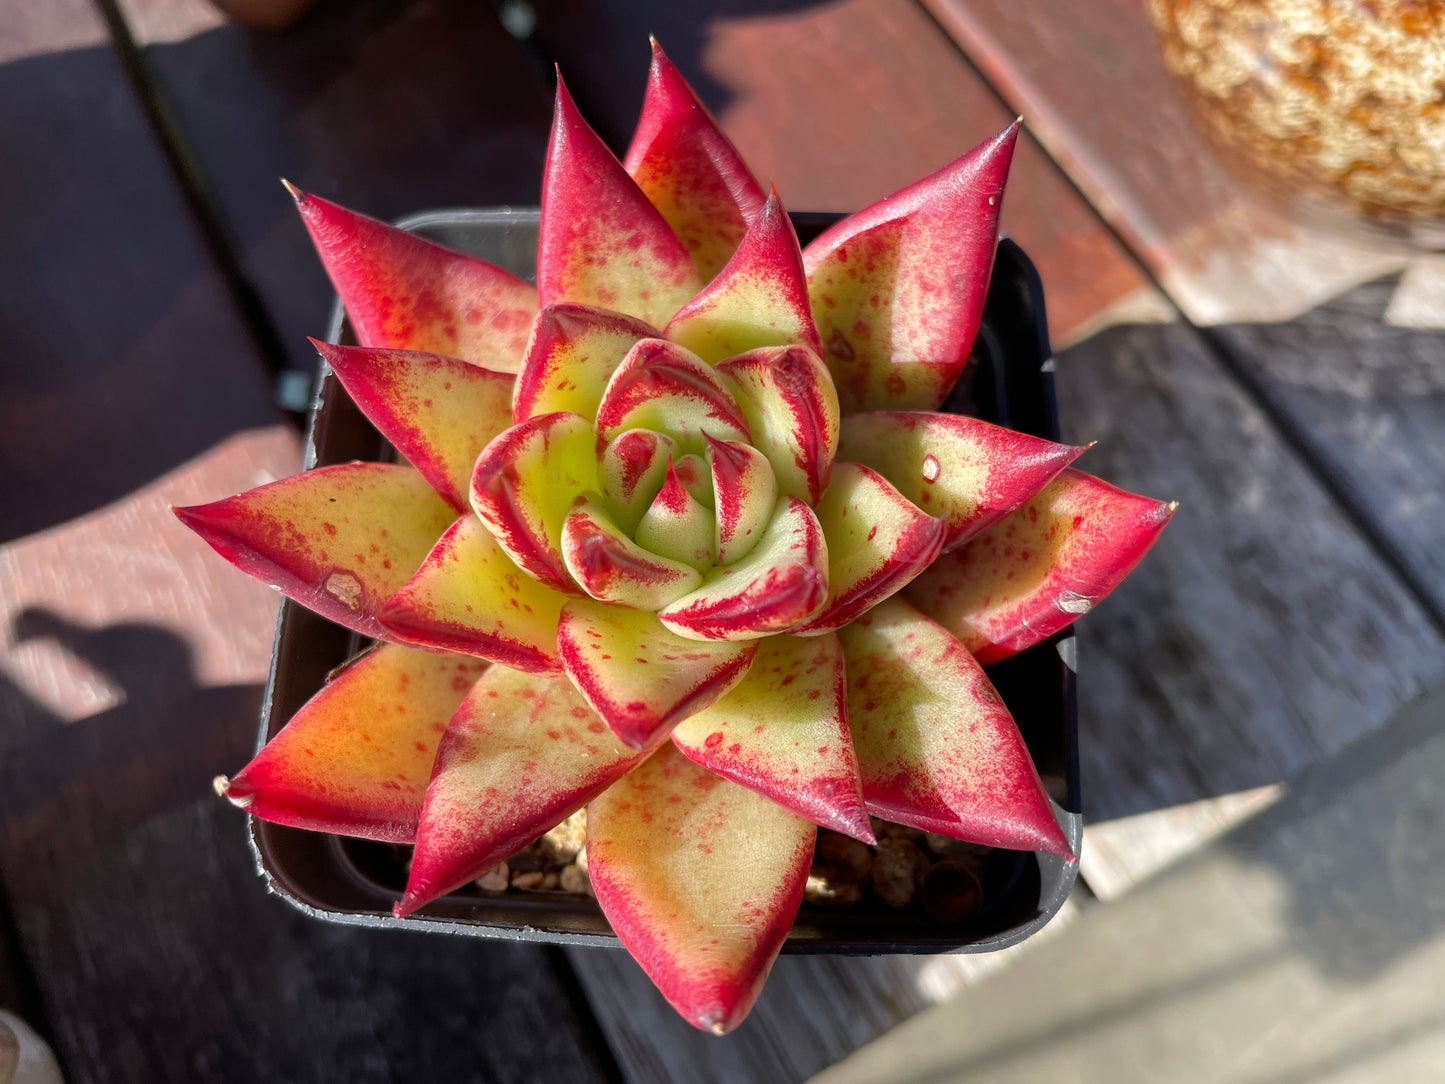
0, 430, 616, 1083
530, 0, 1148, 347
0, 0, 282, 544
1054, 312, 1444, 820
115, 0, 556, 375
921, 0, 1445, 623
567, 898, 1080, 1084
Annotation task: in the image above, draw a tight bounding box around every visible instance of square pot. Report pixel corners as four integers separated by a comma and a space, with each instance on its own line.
249, 209, 1081, 954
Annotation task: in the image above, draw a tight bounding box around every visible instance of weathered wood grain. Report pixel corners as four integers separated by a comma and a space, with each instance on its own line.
0, 0, 282, 543
529, 0, 1147, 346
0, 430, 616, 1083
1053, 313, 1444, 822
114, 0, 555, 379
566, 899, 1080, 1084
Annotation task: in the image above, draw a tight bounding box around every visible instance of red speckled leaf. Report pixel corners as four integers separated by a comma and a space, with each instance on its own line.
795, 463, 946, 634
173, 463, 454, 641
219, 644, 485, 842
315, 340, 515, 512
560, 494, 702, 610
587, 743, 815, 1034
838, 411, 1087, 549
470, 411, 597, 594
598, 428, 679, 533
380, 514, 568, 673
624, 39, 767, 282
511, 303, 659, 423
288, 185, 536, 370
636, 458, 716, 571
802, 122, 1019, 412
558, 598, 756, 749
838, 596, 1070, 857
705, 436, 776, 566
658, 495, 829, 642
905, 469, 1176, 664
398, 668, 647, 915
539, 77, 702, 328
594, 338, 750, 455
664, 187, 822, 364
672, 632, 872, 842
715, 345, 838, 506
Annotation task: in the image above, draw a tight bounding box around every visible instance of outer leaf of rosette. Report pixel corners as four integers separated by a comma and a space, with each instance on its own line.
470, 411, 598, 595
624, 39, 767, 282
314, 340, 516, 512
218, 644, 486, 842
905, 468, 1176, 664
715, 345, 838, 506
837, 595, 1072, 858
379, 514, 568, 673
560, 494, 703, 611
511, 303, 660, 424
557, 598, 757, 750
539, 75, 702, 329
658, 495, 829, 642
672, 632, 873, 842
838, 411, 1088, 550
397, 668, 649, 916
793, 462, 946, 635
594, 338, 751, 456
587, 743, 815, 1034
801, 121, 1019, 413
173, 463, 455, 641
286, 184, 536, 371
664, 187, 822, 364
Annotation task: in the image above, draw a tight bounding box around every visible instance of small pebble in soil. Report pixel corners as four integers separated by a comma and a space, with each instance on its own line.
475, 861, 509, 892
804, 872, 863, 906
511, 870, 545, 890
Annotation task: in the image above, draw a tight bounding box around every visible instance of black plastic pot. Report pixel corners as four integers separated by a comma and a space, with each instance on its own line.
249, 209, 1081, 954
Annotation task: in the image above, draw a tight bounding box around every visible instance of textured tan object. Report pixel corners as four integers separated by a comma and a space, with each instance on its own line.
1150, 0, 1445, 223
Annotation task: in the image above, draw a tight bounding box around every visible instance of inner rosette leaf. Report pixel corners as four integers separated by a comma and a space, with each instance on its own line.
595, 338, 750, 456
636, 459, 717, 572
471, 410, 598, 594
561, 493, 703, 610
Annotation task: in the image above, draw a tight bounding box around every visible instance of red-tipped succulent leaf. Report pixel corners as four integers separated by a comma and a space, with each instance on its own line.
658, 495, 829, 641
796, 462, 947, 634
470, 410, 598, 594
587, 743, 815, 1035
511, 303, 659, 423
594, 338, 751, 454
380, 514, 568, 672
557, 598, 757, 749
672, 632, 873, 842
399, 667, 648, 915
219, 644, 486, 842
540, 76, 703, 328
906, 469, 1176, 664
173, 463, 454, 641
624, 39, 767, 281
287, 184, 536, 369
838, 596, 1072, 857
314, 340, 516, 512
716, 345, 839, 505
838, 411, 1088, 550
664, 187, 822, 363
803, 121, 1019, 412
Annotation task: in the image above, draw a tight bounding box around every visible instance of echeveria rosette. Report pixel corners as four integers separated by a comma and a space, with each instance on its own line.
179, 42, 1175, 1036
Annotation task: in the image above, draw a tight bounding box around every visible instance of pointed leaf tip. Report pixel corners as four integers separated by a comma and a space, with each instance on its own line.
280, 178, 305, 202
542, 73, 701, 326
803, 122, 1019, 412
624, 42, 766, 281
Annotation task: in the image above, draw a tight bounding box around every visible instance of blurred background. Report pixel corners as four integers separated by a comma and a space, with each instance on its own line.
1, 0, 1443, 1081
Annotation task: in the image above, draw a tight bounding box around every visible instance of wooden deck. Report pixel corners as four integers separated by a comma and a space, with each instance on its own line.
1, 1, 1441, 1081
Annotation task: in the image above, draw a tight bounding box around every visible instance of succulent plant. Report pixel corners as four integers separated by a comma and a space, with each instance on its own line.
177, 44, 1174, 1034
